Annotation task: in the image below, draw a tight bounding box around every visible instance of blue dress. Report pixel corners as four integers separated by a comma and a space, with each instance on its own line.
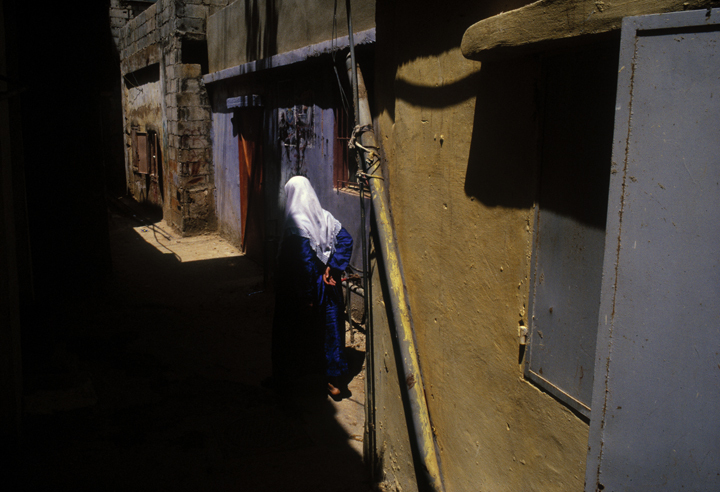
272, 227, 353, 380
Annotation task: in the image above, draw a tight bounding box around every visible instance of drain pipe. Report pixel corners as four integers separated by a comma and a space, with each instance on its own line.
345, 42, 445, 492
345, 1, 376, 479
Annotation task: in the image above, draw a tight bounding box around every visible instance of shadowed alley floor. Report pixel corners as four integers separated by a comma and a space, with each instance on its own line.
8, 200, 372, 491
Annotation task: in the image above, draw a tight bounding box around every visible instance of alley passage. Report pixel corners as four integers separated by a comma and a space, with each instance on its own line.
10, 199, 371, 491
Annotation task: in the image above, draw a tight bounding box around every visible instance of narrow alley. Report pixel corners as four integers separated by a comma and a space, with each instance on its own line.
5, 2, 720, 491
9, 198, 371, 491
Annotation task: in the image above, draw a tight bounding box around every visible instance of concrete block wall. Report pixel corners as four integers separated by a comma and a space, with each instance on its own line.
116, 0, 231, 235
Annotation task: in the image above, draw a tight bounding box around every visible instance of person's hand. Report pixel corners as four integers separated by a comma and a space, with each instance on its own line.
323, 266, 336, 286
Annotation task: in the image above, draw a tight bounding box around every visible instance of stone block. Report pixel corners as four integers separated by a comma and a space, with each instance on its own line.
178, 120, 209, 136
165, 64, 177, 80
167, 36, 182, 51
180, 64, 202, 79
164, 49, 179, 66
187, 160, 210, 176
187, 187, 212, 214
179, 106, 210, 121
180, 134, 208, 150
179, 148, 210, 163
181, 78, 201, 92
146, 16, 156, 33
161, 4, 171, 22
177, 16, 205, 33
176, 91, 208, 108
166, 107, 180, 122
187, 176, 208, 188
182, 4, 207, 19
166, 78, 180, 94
110, 17, 127, 29
109, 8, 129, 19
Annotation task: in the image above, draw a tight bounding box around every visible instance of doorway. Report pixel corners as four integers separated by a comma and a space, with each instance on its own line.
236, 107, 265, 264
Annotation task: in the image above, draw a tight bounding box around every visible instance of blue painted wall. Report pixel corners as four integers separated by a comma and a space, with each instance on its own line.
209, 62, 369, 272
211, 86, 243, 247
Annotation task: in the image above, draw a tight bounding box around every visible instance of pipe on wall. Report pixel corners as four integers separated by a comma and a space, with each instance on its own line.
345, 53, 445, 492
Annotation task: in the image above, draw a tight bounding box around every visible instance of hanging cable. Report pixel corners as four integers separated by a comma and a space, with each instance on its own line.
345, 0, 377, 482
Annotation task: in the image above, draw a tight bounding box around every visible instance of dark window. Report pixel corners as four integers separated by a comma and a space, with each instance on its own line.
333, 106, 358, 192
181, 39, 209, 75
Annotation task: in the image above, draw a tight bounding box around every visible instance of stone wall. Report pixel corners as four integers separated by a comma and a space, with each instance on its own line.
117, 0, 231, 235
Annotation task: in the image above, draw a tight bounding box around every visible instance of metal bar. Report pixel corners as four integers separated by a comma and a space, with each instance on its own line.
341, 280, 365, 297
345, 53, 445, 492
345, 1, 377, 482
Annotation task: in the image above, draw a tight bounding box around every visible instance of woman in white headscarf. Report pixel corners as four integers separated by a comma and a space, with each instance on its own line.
268, 176, 353, 397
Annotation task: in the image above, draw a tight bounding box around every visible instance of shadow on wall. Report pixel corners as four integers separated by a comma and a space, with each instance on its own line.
464, 43, 619, 219
384, 59, 541, 211
389, 45, 619, 216
463, 58, 540, 211
465, 41, 618, 220
245, 0, 279, 69
374, 0, 533, 124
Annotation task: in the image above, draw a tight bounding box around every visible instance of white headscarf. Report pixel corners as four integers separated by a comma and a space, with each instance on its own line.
283, 176, 342, 265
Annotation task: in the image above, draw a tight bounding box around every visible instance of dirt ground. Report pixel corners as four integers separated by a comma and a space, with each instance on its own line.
8, 198, 372, 491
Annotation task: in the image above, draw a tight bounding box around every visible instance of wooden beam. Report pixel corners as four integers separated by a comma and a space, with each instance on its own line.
462, 0, 720, 60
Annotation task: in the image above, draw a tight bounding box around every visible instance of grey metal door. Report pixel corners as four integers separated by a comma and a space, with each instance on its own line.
526, 45, 618, 419
586, 9, 720, 492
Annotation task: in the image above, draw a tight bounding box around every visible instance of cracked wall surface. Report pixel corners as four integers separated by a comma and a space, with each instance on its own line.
117, 0, 231, 235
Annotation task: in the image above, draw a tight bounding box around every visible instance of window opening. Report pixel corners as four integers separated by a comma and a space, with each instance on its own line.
334, 106, 358, 192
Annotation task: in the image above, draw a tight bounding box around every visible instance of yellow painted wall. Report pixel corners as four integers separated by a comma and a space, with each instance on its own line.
371, 2, 589, 490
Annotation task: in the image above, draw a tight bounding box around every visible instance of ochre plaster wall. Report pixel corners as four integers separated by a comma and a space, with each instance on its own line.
372, 1, 589, 490
207, 0, 375, 73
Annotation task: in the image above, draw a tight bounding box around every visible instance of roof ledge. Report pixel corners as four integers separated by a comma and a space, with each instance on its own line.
461, 0, 719, 61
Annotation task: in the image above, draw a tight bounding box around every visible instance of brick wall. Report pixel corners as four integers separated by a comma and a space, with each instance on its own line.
116, 0, 231, 235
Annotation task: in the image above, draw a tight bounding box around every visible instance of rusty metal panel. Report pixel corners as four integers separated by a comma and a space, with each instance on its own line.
136, 132, 148, 174
586, 9, 720, 491
149, 131, 158, 177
